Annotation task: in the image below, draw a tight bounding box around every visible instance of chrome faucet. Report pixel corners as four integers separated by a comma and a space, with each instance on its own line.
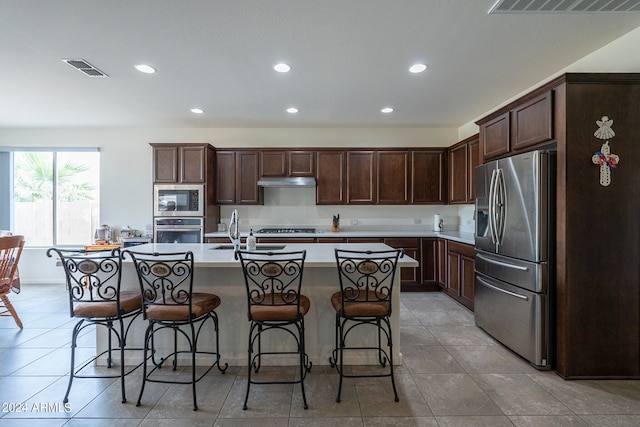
228, 208, 240, 259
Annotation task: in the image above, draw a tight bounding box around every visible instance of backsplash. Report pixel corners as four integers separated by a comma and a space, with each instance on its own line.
219, 187, 474, 233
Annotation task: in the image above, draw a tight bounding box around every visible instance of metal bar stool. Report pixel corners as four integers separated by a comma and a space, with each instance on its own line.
123, 250, 227, 411
329, 248, 403, 402
46, 247, 144, 404
237, 249, 312, 410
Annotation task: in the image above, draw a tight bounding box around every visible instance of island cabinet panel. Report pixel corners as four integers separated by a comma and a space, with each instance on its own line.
377, 151, 410, 204
316, 150, 346, 205
411, 150, 446, 204
480, 112, 510, 162
215, 150, 262, 205
511, 91, 553, 151
151, 143, 212, 184
384, 238, 421, 290
346, 151, 376, 204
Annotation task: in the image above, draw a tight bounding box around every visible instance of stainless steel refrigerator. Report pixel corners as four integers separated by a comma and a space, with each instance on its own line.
474, 149, 555, 369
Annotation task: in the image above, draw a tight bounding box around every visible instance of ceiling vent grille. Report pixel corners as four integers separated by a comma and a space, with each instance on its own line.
489, 0, 640, 13
62, 59, 108, 77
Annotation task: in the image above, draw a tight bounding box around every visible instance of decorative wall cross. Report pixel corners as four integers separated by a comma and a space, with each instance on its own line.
591, 116, 619, 187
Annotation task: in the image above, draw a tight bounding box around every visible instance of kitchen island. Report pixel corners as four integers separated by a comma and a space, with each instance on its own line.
106, 242, 418, 367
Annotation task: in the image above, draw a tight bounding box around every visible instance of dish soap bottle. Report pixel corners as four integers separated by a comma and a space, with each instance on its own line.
247, 228, 256, 251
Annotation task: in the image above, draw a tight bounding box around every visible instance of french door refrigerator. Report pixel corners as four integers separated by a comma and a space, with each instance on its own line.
474, 149, 555, 369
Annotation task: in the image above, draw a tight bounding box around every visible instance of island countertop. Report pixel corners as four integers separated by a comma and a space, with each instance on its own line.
123, 242, 419, 268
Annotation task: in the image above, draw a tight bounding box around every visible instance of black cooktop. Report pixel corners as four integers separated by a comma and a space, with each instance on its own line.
256, 228, 316, 234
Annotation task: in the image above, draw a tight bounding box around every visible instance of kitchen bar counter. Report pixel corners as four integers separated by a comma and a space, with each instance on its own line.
205, 230, 475, 245
106, 242, 417, 367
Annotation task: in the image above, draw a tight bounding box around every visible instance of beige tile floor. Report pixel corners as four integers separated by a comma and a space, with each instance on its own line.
1, 284, 640, 426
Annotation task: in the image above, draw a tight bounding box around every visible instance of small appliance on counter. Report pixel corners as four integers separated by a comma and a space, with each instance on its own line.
94, 224, 113, 244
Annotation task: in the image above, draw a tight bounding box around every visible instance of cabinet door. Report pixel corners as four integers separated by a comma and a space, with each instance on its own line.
216, 151, 236, 204
412, 150, 446, 204
377, 151, 410, 204
260, 151, 287, 177
459, 254, 475, 311
481, 111, 510, 161
288, 151, 315, 176
347, 151, 376, 204
180, 145, 207, 183
448, 143, 469, 204
511, 91, 553, 151
421, 238, 437, 285
153, 145, 179, 183
385, 238, 420, 287
437, 239, 448, 288
316, 151, 345, 205
236, 151, 262, 204
468, 137, 480, 201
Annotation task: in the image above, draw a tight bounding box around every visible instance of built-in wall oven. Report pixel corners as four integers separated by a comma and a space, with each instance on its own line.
154, 217, 203, 244
154, 184, 204, 217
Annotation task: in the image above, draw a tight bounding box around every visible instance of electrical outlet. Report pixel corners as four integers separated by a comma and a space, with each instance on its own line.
413, 219, 422, 225
351, 219, 358, 225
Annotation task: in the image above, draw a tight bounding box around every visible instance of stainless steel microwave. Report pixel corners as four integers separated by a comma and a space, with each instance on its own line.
153, 184, 204, 217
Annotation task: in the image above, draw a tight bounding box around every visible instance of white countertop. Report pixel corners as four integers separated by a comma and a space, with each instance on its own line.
124, 242, 419, 268
204, 230, 475, 245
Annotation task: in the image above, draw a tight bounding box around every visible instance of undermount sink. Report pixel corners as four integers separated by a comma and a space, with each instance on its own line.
210, 244, 286, 251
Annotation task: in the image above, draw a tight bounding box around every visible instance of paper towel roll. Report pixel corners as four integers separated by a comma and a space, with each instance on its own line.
433, 214, 441, 232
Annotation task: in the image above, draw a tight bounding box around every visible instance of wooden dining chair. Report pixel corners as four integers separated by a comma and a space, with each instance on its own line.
0, 235, 25, 329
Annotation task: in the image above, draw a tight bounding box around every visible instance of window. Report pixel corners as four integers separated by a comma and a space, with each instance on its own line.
0, 149, 100, 247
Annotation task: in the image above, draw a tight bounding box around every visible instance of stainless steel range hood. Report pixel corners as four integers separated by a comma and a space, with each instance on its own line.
257, 177, 316, 187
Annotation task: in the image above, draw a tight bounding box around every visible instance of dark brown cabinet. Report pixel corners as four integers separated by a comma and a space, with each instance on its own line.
260, 150, 315, 177
411, 150, 447, 204
347, 151, 376, 204
444, 241, 475, 311
316, 150, 346, 205
437, 239, 448, 288
384, 238, 420, 289
151, 143, 212, 184
448, 134, 479, 204
215, 150, 262, 205
377, 151, 410, 204
479, 91, 553, 162
420, 238, 439, 291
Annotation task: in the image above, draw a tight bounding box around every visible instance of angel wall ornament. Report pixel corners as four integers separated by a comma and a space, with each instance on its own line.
591, 115, 619, 187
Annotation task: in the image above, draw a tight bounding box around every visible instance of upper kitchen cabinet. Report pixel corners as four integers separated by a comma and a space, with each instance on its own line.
411, 149, 447, 204
347, 151, 376, 204
260, 149, 315, 177
478, 91, 553, 162
316, 150, 346, 205
150, 143, 214, 183
377, 150, 410, 204
215, 150, 262, 205
448, 134, 479, 204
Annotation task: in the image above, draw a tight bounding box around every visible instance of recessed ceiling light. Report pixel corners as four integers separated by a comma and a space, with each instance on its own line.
409, 63, 427, 73
274, 63, 291, 73
286, 107, 299, 114
381, 107, 394, 114
134, 64, 156, 74
190, 108, 204, 114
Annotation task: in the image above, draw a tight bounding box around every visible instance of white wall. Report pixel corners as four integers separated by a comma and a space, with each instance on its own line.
457, 26, 640, 140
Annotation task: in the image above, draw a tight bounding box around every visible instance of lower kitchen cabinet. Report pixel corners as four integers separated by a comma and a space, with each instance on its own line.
384, 238, 421, 291
445, 241, 475, 311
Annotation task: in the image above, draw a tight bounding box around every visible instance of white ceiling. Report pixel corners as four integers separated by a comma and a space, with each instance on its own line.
1, 0, 639, 129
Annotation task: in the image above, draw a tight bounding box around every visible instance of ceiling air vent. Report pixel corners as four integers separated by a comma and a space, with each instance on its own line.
62, 59, 108, 77
489, 0, 640, 13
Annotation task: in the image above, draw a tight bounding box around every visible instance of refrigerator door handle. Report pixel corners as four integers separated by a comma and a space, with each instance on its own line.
477, 277, 529, 301
476, 253, 529, 271
488, 168, 498, 244
495, 168, 507, 246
